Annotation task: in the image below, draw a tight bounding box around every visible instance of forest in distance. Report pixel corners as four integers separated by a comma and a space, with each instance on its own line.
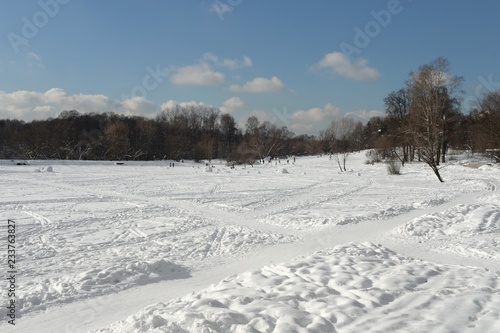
1, 58, 499, 175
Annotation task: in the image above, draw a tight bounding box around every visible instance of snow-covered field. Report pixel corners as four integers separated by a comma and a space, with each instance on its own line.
1, 152, 499, 333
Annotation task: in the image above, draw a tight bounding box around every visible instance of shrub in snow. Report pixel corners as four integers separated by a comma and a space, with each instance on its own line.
387, 159, 401, 175
365, 149, 382, 164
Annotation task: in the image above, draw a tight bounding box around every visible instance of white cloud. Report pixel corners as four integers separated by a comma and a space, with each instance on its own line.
249, 110, 275, 122
33, 105, 52, 113
170, 63, 225, 86
283, 103, 342, 135
44, 87, 66, 101
229, 103, 344, 135
238, 56, 252, 67
291, 103, 341, 123
229, 76, 284, 93
210, 2, 233, 16
0, 88, 160, 121
203, 53, 252, 70
314, 52, 380, 81
26, 52, 43, 68
222, 56, 252, 69
161, 100, 180, 111
169, 53, 250, 87
344, 109, 386, 123
235, 109, 276, 130
219, 97, 247, 114
119, 97, 158, 118
160, 99, 214, 112
203, 53, 218, 63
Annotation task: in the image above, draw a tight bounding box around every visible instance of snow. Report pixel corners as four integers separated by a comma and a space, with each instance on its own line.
94, 243, 500, 333
1, 153, 499, 333
391, 198, 500, 261
17, 258, 190, 314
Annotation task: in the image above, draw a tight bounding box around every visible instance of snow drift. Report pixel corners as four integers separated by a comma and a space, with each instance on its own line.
95, 242, 500, 333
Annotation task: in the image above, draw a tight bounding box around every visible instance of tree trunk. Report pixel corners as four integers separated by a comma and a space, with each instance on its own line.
430, 164, 444, 182
335, 155, 343, 172
435, 144, 441, 166
441, 140, 447, 163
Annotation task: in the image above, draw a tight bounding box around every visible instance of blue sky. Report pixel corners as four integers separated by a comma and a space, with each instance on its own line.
1, 0, 499, 134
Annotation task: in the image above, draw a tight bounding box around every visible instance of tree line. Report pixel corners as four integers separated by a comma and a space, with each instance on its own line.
0, 107, 321, 163
1, 57, 498, 177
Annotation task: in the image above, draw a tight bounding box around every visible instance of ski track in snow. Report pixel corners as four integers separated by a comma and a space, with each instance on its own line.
1, 155, 499, 333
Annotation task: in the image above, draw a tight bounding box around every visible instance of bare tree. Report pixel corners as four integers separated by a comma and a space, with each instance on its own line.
384, 88, 413, 164
159, 102, 221, 161
245, 116, 260, 137
219, 113, 239, 158
479, 91, 500, 141
104, 120, 130, 160
243, 117, 293, 160
320, 118, 360, 172
476, 89, 500, 161
406, 57, 463, 182
319, 126, 335, 155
